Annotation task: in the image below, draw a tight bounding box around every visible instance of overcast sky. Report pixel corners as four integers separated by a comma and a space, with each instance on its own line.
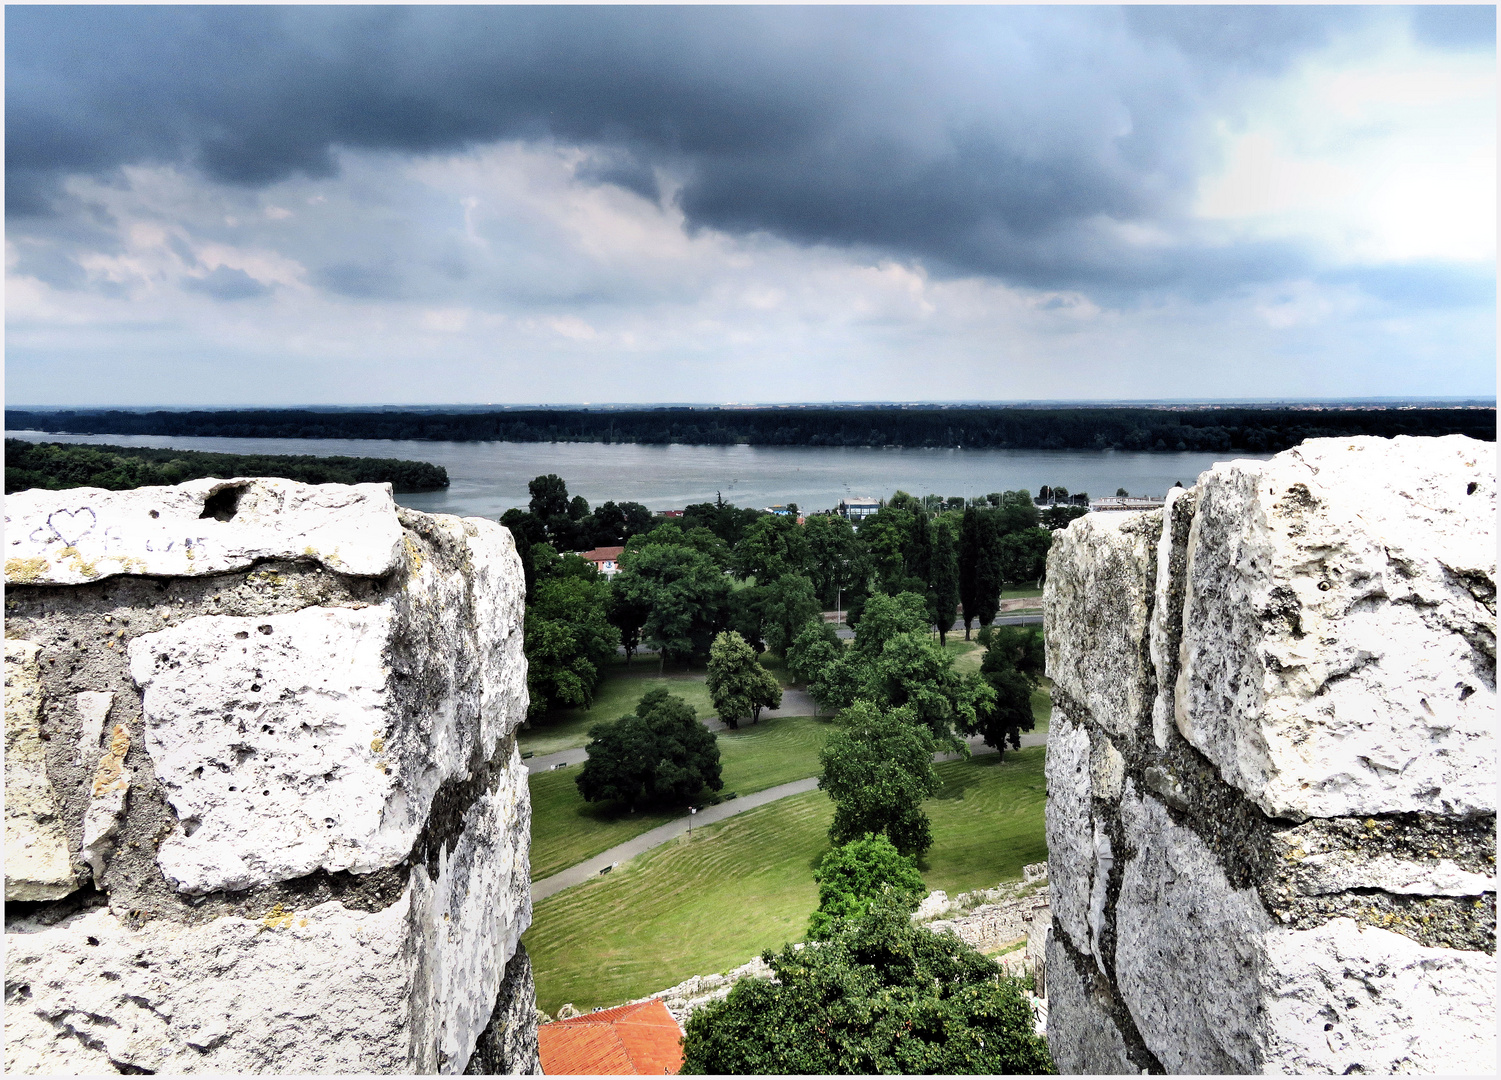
6, 5, 1495, 407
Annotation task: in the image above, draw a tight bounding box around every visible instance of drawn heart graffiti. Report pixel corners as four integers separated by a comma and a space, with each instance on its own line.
45, 507, 97, 547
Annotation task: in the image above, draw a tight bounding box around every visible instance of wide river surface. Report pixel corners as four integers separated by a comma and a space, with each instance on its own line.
6, 429, 1269, 518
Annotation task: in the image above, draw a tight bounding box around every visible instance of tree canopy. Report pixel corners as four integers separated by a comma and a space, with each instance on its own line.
575, 689, 722, 811
706, 631, 783, 728
806, 834, 926, 941
680, 899, 1055, 1075
818, 702, 940, 856
522, 547, 619, 719
612, 541, 730, 662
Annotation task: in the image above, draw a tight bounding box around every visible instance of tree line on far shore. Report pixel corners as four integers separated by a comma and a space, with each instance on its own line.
7, 404, 1491, 453
3, 439, 449, 494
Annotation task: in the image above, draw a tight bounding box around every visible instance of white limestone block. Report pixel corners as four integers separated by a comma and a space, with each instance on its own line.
1045, 509, 1161, 740
1175, 436, 1496, 819
126, 511, 525, 896
1042, 710, 1094, 955
1114, 783, 1273, 1073
80, 724, 133, 881
1044, 929, 1134, 1075
1260, 918, 1497, 1074
4, 640, 78, 901
1272, 826, 1497, 898
75, 690, 114, 764
3, 741, 532, 1076
4, 477, 405, 584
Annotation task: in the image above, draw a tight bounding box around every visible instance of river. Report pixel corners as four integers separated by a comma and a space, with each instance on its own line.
6, 429, 1269, 518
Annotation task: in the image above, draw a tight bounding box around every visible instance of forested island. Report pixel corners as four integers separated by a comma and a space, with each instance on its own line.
4, 439, 449, 494
6, 404, 1493, 453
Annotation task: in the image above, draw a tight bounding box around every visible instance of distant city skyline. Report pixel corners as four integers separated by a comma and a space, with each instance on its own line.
6, 5, 1495, 406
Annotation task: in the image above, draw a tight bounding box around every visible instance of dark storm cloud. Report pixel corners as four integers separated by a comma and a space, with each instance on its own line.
3, 5, 1475, 293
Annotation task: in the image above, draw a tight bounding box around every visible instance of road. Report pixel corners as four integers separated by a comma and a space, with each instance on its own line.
529, 726, 1049, 902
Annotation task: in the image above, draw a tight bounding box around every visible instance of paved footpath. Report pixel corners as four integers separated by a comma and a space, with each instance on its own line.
529, 726, 1048, 902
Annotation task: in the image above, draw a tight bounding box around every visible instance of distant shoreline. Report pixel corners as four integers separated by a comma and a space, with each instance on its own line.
6, 405, 1493, 457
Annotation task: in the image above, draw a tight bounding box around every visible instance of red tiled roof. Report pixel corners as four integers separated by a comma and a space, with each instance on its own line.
537, 998, 684, 1075
579, 546, 626, 563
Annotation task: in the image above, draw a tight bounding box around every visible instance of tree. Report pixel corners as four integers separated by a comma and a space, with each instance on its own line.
957, 507, 983, 640
819, 702, 940, 856
707, 631, 783, 728
1116, 487, 1130, 497
862, 632, 994, 745
731, 514, 810, 583
523, 564, 621, 720
998, 527, 1054, 586
758, 574, 823, 657
681, 900, 1055, 1075
806, 834, 926, 941
852, 591, 930, 658
612, 542, 730, 664
927, 518, 960, 644
607, 581, 651, 664
994, 489, 1041, 534
786, 619, 842, 686
967, 627, 1045, 756
575, 689, 722, 811
802, 513, 863, 608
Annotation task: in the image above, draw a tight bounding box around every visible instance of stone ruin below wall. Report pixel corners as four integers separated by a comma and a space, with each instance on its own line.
4, 478, 539, 1075
1041, 435, 1497, 1074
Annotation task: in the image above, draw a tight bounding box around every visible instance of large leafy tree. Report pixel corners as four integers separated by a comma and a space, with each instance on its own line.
758, 574, 823, 657
522, 551, 620, 719
801, 513, 863, 608
819, 702, 940, 856
806, 834, 926, 941
852, 591, 930, 658
681, 900, 1055, 1075
927, 518, 960, 644
575, 689, 723, 811
731, 514, 811, 583
968, 627, 1045, 756
786, 620, 843, 688
707, 631, 783, 728
998, 527, 1054, 586
956, 507, 986, 640
862, 632, 994, 746
612, 542, 730, 664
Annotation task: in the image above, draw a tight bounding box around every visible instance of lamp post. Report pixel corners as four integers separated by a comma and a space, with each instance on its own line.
689, 806, 697, 835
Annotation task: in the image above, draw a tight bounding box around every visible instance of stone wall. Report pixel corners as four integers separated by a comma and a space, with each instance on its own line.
4, 478, 536, 1074
1041, 436, 1496, 1074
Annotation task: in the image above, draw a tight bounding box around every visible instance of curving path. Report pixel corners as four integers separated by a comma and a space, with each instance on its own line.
529, 727, 1049, 902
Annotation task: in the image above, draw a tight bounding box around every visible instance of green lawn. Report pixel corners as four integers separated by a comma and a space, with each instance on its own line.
529, 713, 837, 879
947, 637, 984, 675
520, 653, 801, 757
524, 745, 1048, 1014
1000, 585, 1045, 599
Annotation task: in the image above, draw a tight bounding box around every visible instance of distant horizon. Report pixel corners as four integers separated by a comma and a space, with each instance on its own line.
9, 396, 1496, 413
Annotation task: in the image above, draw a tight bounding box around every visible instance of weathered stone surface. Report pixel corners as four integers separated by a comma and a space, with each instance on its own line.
79, 724, 132, 881
4, 640, 78, 901
1045, 509, 1161, 741
1149, 485, 1197, 749
1114, 783, 1271, 1073
1260, 918, 1497, 1074
4, 477, 405, 585
1044, 931, 1134, 1075
1175, 436, 1495, 819
1272, 823, 1496, 898
1043, 707, 1094, 955
465, 943, 543, 1075
73, 690, 113, 764
126, 512, 526, 896
5, 483, 536, 1075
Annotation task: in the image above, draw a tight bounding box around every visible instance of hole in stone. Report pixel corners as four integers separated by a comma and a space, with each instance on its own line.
257, 625, 273, 636
181, 817, 202, 837
1324, 1023, 1334, 1031
148, 510, 159, 519
234, 631, 249, 640
1467, 482, 1478, 495
191, 766, 204, 779
261, 725, 272, 734
86, 936, 100, 946
200, 484, 247, 522
1459, 685, 1475, 701
250, 684, 260, 693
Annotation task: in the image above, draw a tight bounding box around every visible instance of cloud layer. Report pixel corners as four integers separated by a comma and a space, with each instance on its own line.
5, 5, 1494, 404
